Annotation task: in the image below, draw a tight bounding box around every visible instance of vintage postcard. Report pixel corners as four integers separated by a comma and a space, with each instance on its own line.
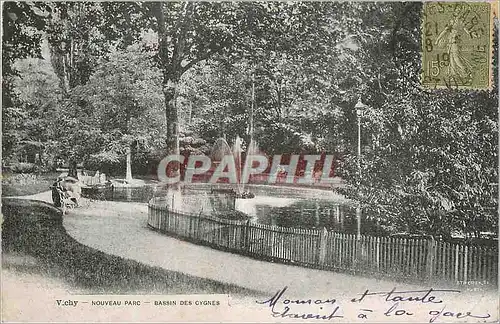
1, 1, 499, 323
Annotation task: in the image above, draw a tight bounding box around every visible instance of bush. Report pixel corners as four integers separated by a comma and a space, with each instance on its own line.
214, 210, 250, 221
8, 162, 39, 173
1, 172, 59, 196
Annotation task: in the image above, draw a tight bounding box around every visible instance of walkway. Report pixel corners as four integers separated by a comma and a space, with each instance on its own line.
8, 191, 498, 323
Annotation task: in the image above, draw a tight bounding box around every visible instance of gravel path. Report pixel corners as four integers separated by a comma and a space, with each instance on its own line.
6, 191, 498, 323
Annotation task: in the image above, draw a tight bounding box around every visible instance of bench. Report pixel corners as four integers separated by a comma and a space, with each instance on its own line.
51, 185, 78, 215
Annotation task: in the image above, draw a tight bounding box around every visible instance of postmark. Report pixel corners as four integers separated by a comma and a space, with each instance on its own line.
421, 2, 494, 90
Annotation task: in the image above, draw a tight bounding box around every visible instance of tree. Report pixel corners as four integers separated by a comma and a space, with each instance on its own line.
46, 2, 114, 94
337, 2, 499, 238
71, 46, 164, 180
104, 2, 281, 156
177, 2, 378, 156
2, 2, 51, 161
44, 2, 120, 176
7, 56, 63, 166
2, 1, 50, 107
150, 2, 252, 156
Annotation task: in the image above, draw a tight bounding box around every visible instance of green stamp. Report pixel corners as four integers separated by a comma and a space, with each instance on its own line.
422, 2, 493, 90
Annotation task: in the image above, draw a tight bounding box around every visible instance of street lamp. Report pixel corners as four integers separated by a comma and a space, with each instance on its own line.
249, 71, 255, 144
354, 98, 366, 240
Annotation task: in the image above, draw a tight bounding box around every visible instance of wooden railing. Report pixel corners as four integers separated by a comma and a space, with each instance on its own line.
148, 197, 498, 287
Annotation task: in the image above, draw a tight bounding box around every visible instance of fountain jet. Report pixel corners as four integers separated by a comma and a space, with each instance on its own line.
233, 135, 243, 195
209, 136, 256, 199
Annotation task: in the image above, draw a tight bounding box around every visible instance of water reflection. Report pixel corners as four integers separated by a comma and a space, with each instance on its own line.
253, 200, 388, 235
84, 183, 387, 235
252, 199, 355, 230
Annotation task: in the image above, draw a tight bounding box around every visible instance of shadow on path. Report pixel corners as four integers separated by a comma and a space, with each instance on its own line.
2, 197, 264, 297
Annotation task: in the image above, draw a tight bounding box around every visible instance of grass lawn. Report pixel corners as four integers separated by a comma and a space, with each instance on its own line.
1, 172, 59, 197
1, 198, 262, 296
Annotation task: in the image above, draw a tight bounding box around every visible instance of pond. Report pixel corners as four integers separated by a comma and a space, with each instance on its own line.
82, 182, 387, 235
235, 196, 387, 234
82, 185, 162, 203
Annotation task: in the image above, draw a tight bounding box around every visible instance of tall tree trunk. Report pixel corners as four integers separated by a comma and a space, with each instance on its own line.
162, 79, 181, 189
68, 160, 78, 178
156, 1, 192, 157
126, 144, 133, 182
49, 44, 70, 95
155, 2, 182, 188
163, 80, 180, 155
49, 35, 81, 173
156, 2, 180, 157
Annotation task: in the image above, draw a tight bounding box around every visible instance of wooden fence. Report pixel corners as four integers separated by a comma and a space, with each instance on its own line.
148, 197, 498, 287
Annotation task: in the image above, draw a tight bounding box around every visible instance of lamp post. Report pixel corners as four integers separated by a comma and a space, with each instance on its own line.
249, 71, 255, 144
354, 98, 366, 240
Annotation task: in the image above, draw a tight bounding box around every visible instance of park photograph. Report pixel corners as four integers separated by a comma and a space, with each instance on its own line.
1, 1, 499, 323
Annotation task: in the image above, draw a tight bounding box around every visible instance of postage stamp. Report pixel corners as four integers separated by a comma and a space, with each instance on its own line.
421, 2, 494, 90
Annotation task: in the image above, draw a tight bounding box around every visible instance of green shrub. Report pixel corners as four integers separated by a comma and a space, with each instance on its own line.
9, 162, 39, 173
214, 210, 249, 221
1, 172, 58, 196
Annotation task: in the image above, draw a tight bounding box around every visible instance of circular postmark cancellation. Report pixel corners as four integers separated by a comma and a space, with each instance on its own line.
421, 2, 494, 90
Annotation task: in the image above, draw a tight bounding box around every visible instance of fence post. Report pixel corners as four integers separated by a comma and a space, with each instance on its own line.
147, 201, 151, 226
242, 220, 250, 251
317, 227, 328, 266
188, 213, 193, 239
464, 245, 468, 283
339, 206, 344, 230
157, 203, 161, 229
376, 236, 380, 271
166, 206, 173, 232
352, 234, 358, 270
426, 238, 437, 280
